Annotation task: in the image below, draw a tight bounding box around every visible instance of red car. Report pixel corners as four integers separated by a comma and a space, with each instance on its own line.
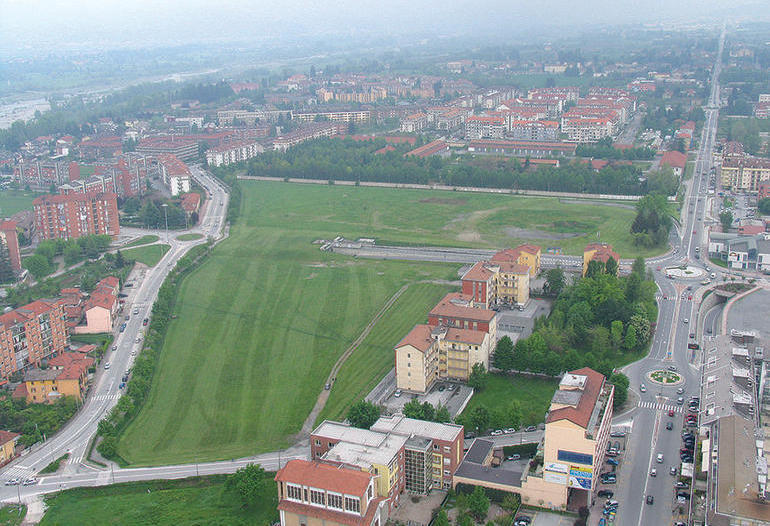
142, 318, 149, 326
668, 409, 675, 417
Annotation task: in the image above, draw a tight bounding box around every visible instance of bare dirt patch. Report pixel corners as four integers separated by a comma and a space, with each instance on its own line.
419, 197, 468, 205
505, 226, 585, 240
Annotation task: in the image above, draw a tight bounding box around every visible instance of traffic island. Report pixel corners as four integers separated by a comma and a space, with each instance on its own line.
665, 265, 705, 280
647, 370, 683, 385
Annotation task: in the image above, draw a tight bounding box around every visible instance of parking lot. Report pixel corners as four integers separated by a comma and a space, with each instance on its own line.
381, 381, 474, 417
514, 508, 575, 526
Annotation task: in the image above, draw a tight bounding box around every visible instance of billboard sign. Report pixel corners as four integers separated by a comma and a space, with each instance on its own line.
568, 465, 593, 490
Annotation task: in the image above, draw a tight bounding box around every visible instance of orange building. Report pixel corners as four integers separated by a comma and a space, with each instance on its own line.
20, 350, 94, 403
0, 430, 19, 465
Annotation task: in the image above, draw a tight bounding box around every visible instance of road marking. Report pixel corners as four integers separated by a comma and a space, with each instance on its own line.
637, 401, 683, 413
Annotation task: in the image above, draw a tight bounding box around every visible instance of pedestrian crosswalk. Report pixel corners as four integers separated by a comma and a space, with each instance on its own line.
2, 465, 32, 480
66, 454, 83, 466
637, 401, 684, 413
92, 393, 121, 401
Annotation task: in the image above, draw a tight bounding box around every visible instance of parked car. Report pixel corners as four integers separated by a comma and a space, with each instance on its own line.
609, 431, 626, 437
646, 495, 654, 505
112, 345, 117, 351
513, 517, 531, 526
650, 468, 657, 477
143, 318, 149, 326
22, 478, 36, 486
394, 389, 402, 398
504, 428, 516, 434
4, 478, 19, 486
597, 490, 614, 498
525, 426, 536, 432
676, 482, 689, 489
507, 454, 521, 461
670, 466, 677, 476
606, 458, 619, 466
104, 362, 111, 370
656, 453, 664, 463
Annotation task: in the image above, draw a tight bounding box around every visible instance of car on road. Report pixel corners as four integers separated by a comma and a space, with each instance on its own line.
119, 382, 125, 389
668, 365, 677, 372
677, 387, 685, 394
670, 466, 677, 476
525, 426, 536, 432
666, 422, 673, 430
4, 478, 20, 486
394, 389, 402, 398
668, 409, 675, 417
650, 468, 656, 477
22, 478, 36, 486
143, 318, 149, 326
133, 308, 139, 315
683, 318, 689, 324
135, 337, 141, 343
677, 397, 684, 405
120, 323, 127, 332
640, 383, 647, 393
657, 453, 664, 463
597, 490, 613, 498
646, 495, 654, 505
104, 362, 111, 369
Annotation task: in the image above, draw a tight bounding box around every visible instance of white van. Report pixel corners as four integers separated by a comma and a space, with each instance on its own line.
710, 273, 716, 279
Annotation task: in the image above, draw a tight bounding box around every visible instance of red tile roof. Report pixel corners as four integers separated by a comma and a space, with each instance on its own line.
0, 430, 19, 445
444, 327, 487, 345
430, 294, 496, 323
494, 261, 530, 274
491, 245, 540, 263
275, 459, 372, 495
661, 150, 687, 170
585, 243, 620, 264
462, 261, 494, 282
395, 324, 435, 353
546, 367, 605, 428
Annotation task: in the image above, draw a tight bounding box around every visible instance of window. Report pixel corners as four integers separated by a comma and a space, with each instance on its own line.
407, 353, 410, 358
286, 484, 302, 501
433, 444, 439, 450
328, 442, 335, 448
345, 496, 361, 513
304, 488, 308, 501
557, 450, 593, 466
368, 485, 373, 499
310, 489, 325, 505
314, 439, 321, 447
444, 469, 450, 475
444, 457, 450, 465
328, 493, 343, 510
407, 362, 410, 367
443, 446, 450, 453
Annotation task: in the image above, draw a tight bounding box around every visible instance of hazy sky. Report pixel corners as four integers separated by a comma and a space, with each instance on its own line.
1, 0, 767, 54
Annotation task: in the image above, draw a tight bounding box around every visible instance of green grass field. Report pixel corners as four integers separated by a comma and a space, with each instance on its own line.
39, 476, 276, 526
122, 244, 170, 267
317, 282, 452, 423
460, 373, 559, 427
0, 189, 39, 217
116, 181, 650, 465
0, 506, 25, 526
176, 233, 204, 241
124, 235, 159, 248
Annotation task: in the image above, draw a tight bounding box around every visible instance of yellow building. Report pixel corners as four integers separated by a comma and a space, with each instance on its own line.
21, 352, 93, 404
491, 244, 542, 277
720, 156, 770, 193
394, 324, 439, 393
582, 243, 620, 276
494, 262, 531, 306
0, 430, 19, 465
453, 368, 614, 511
395, 322, 491, 393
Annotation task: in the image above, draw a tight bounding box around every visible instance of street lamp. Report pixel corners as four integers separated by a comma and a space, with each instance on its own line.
161, 204, 169, 243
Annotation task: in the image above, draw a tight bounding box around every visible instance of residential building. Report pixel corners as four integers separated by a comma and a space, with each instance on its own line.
19, 350, 94, 403
272, 123, 346, 152
205, 140, 264, 167
180, 193, 201, 218
0, 221, 21, 274
461, 260, 530, 309
0, 299, 68, 380
582, 243, 620, 276
136, 137, 199, 161
59, 175, 116, 196
561, 117, 615, 143
78, 136, 123, 159
275, 459, 388, 526
74, 277, 119, 334
428, 293, 497, 338
708, 232, 770, 271
157, 154, 191, 196
394, 324, 438, 393
400, 113, 428, 133
660, 150, 688, 177
509, 120, 559, 142
33, 192, 120, 240
720, 156, 770, 194
293, 110, 370, 125
465, 116, 506, 140
491, 245, 541, 277
0, 431, 19, 465
453, 368, 614, 511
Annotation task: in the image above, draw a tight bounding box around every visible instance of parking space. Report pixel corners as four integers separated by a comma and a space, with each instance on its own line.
516, 509, 574, 526
382, 381, 474, 418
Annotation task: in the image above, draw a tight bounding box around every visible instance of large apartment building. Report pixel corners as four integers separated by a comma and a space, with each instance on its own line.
395, 292, 497, 393
205, 140, 264, 168
720, 155, 770, 194
0, 221, 21, 274
0, 299, 68, 380
157, 154, 191, 196
453, 368, 614, 511
33, 191, 120, 240
465, 116, 506, 140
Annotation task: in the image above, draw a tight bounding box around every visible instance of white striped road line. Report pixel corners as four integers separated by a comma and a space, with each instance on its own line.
92, 393, 121, 401
637, 401, 683, 413
2, 466, 31, 479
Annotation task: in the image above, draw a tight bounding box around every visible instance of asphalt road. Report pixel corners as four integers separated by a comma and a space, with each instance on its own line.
606, 25, 726, 526
0, 166, 229, 504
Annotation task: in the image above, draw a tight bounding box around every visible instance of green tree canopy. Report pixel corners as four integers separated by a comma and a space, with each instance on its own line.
347, 400, 380, 429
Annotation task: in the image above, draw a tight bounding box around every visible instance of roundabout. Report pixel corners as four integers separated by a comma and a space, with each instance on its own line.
665, 265, 705, 280
647, 369, 683, 385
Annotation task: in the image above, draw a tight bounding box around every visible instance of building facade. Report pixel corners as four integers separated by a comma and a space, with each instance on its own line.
157, 154, 191, 197
0, 299, 68, 380
33, 192, 120, 240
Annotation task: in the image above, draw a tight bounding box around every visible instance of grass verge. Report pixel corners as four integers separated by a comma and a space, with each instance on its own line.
122, 245, 170, 267
123, 235, 159, 248
176, 233, 203, 241
0, 505, 26, 526
39, 454, 69, 474
39, 475, 277, 526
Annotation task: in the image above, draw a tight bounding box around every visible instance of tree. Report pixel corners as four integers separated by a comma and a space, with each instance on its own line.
468, 406, 490, 435
719, 210, 733, 232
610, 320, 624, 350
468, 486, 490, 521
468, 363, 488, 391
758, 198, 770, 215
456, 514, 474, 526
63, 243, 83, 266
624, 325, 638, 351
97, 435, 117, 459
23, 254, 54, 280
609, 372, 629, 408
421, 401, 436, 422
631, 257, 646, 277
604, 256, 618, 277
402, 398, 424, 419
226, 464, 268, 508
585, 259, 605, 278
435, 404, 451, 423
115, 250, 125, 268
347, 400, 380, 429
0, 239, 15, 284
492, 336, 514, 372
434, 510, 450, 526
544, 267, 566, 296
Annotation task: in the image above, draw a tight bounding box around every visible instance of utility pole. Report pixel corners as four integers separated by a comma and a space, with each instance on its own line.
161, 203, 169, 243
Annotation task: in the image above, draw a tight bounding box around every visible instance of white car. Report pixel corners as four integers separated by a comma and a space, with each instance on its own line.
104, 362, 111, 370
683, 318, 689, 324
657, 453, 664, 463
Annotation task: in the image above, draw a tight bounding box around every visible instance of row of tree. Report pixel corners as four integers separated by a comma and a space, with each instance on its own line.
493, 258, 657, 378
631, 193, 673, 248
575, 137, 655, 160
23, 234, 112, 280
243, 138, 678, 196
0, 396, 78, 447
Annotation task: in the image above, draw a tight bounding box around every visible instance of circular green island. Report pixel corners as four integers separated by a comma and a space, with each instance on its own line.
648, 370, 683, 385
176, 233, 204, 241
